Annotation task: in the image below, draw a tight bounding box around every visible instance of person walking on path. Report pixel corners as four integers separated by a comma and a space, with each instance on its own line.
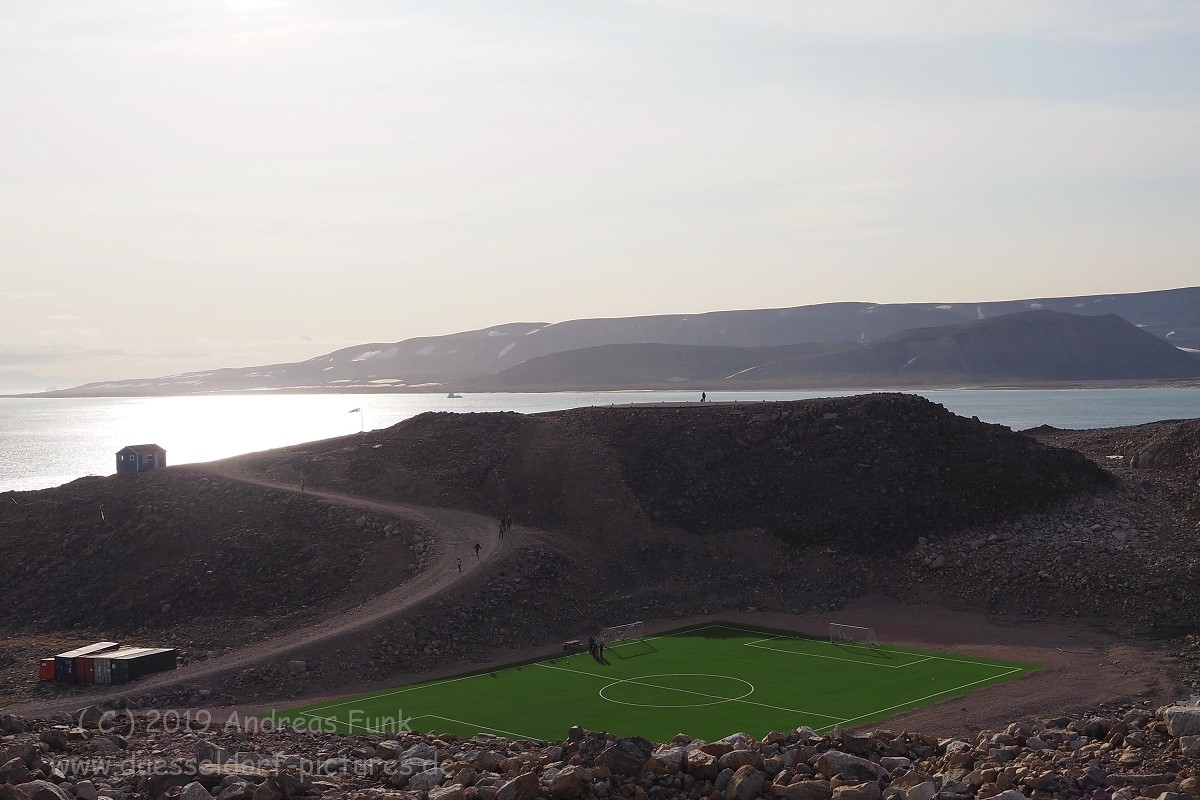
456, 557, 462, 574
474, 541, 482, 557
300, 479, 305, 492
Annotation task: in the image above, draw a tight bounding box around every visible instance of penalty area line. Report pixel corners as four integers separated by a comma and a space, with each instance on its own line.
894, 655, 934, 669
283, 709, 406, 736
409, 714, 538, 742
816, 666, 1025, 733
741, 629, 1018, 672
744, 640, 910, 669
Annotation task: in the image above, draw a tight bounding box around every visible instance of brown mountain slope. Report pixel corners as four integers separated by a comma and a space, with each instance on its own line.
240, 393, 1110, 549
7, 394, 1200, 718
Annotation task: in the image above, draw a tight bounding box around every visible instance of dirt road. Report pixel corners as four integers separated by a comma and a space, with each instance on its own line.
9, 463, 517, 716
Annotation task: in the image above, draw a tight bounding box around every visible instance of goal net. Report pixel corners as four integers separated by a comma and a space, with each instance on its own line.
600, 621, 645, 643
830, 623, 880, 650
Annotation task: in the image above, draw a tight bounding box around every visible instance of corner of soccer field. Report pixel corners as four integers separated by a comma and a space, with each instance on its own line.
278, 622, 1040, 742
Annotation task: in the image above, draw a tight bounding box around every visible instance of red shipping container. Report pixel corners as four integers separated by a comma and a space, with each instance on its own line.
38, 658, 55, 681
75, 656, 98, 685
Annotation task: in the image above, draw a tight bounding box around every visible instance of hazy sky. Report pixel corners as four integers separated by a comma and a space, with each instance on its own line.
3, 1, 1199, 390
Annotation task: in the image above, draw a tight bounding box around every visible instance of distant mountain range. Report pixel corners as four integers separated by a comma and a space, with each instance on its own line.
34, 286, 1200, 396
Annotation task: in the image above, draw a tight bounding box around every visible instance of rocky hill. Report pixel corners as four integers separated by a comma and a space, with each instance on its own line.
239, 394, 1110, 548
2, 394, 1199, 735
0, 470, 423, 639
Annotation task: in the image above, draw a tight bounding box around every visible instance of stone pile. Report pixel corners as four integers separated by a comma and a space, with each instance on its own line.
888, 488, 1200, 631
0, 472, 422, 639
4, 703, 1200, 800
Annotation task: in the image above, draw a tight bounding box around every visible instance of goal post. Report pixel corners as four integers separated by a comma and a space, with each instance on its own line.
600, 621, 645, 643
830, 623, 880, 650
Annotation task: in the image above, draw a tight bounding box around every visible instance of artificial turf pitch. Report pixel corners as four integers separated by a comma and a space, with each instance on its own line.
281, 623, 1037, 742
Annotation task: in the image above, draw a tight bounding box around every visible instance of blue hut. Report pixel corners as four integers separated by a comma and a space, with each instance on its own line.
116, 444, 166, 474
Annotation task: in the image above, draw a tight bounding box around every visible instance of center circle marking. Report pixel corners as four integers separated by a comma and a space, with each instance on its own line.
598, 673, 755, 708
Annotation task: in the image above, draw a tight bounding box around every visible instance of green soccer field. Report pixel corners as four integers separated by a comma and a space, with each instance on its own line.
280, 623, 1038, 742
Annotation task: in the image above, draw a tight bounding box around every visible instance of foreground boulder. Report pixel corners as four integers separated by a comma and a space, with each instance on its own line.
4, 702, 1200, 800
596, 736, 653, 776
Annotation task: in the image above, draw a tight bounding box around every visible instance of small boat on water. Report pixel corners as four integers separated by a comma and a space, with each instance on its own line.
447, 392, 463, 399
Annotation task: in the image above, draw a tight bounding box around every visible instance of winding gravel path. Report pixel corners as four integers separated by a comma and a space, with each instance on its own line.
10, 463, 516, 716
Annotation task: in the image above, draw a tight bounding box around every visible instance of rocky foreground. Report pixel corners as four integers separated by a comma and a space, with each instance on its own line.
5, 701, 1200, 800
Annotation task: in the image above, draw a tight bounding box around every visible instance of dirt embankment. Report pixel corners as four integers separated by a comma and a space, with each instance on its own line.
2, 394, 1198, 724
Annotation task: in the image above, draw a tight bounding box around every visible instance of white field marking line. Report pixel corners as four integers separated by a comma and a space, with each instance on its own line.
744, 639, 912, 669
640, 623, 724, 643
283, 710, 341, 729
815, 666, 1025, 734
536, 662, 842, 721
411, 714, 538, 742
899, 656, 934, 669
295, 622, 877, 720
298, 670, 490, 717
285, 709, 397, 736
870, 647, 1019, 669
744, 633, 931, 669
294, 624, 726, 717
725, 624, 1019, 671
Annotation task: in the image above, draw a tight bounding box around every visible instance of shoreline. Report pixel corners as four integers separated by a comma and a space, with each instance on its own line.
8, 377, 1200, 400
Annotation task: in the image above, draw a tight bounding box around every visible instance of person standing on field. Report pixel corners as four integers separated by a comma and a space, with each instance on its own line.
474, 541, 482, 557
456, 557, 462, 574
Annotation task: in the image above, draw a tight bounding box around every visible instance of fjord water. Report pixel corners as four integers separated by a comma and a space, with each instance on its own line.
1, 389, 1198, 493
